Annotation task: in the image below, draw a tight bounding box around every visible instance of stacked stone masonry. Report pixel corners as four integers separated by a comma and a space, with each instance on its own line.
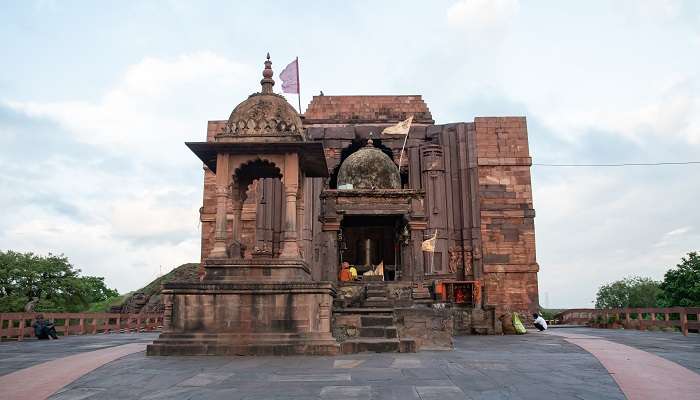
158, 59, 539, 357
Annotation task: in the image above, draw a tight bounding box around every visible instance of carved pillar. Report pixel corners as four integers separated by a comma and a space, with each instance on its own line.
230, 196, 244, 258
319, 300, 331, 332
281, 153, 300, 258
421, 144, 446, 274
409, 227, 424, 281
319, 191, 340, 281
162, 293, 173, 332
255, 180, 267, 252
210, 153, 231, 258
296, 176, 305, 259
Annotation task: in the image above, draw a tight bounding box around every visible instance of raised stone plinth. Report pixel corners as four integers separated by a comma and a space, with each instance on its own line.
203, 258, 311, 282
147, 281, 338, 356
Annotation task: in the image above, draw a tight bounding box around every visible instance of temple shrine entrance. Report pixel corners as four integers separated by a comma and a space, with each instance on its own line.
339, 215, 406, 281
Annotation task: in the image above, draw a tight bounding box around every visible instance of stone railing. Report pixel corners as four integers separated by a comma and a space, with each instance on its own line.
0, 312, 163, 341
555, 307, 700, 336
551, 308, 596, 326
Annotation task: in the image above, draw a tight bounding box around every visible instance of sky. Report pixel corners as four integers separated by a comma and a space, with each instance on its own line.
1, 0, 699, 308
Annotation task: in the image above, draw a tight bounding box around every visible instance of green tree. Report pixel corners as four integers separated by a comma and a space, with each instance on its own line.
0, 250, 119, 312
595, 276, 662, 309
659, 252, 700, 307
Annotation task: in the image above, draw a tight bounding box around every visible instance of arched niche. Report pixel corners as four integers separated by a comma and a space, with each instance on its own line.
233, 158, 283, 201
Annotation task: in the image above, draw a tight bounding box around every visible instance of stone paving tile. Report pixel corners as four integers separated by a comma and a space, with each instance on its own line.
369, 385, 422, 400
50, 388, 106, 400
270, 373, 351, 382
18, 328, 697, 399
319, 385, 371, 399
414, 386, 466, 400
389, 357, 421, 368
177, 372, 236, 387
0, 333, 158, 377
333, 359, 364, 368
559, 327, 700, 373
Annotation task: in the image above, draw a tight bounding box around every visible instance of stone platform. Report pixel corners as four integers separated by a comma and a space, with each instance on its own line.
147, 280, 338, 356
2, 329, 700, 399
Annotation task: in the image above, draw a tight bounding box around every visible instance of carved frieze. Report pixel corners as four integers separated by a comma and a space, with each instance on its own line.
219, 93, 302, 136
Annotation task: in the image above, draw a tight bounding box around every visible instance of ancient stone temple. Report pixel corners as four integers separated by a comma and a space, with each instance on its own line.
148, 55, 539, 356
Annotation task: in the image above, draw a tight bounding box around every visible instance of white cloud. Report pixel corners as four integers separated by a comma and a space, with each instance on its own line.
447, 0, 520, 31
5, 52, 255, 163
634, 0, 683, 21
541, 97, 698, 144
0, 51, 263, 293
654, 226, 693, 248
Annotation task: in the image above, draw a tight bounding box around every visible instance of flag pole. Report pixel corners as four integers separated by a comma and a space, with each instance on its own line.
397, 131, 409, 171
295, 57, 302, 114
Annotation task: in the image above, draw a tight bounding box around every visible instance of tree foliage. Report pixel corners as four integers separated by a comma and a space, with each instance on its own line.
595, 276, 662, 309
0, 251, 119, 312
659, 252, 700, 307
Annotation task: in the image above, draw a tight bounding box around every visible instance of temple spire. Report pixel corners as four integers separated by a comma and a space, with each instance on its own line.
260, 53, 275, 94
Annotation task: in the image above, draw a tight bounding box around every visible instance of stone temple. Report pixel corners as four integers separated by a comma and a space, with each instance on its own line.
147, 55, 539, 356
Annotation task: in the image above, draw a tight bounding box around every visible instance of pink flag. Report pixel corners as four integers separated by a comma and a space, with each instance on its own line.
279, 58, 299, 94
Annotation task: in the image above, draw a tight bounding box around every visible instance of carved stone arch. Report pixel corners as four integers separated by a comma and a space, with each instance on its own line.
233, 158, 283, 201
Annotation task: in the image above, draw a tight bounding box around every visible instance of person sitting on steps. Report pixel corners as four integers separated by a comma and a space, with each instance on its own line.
338, 261, 353, 282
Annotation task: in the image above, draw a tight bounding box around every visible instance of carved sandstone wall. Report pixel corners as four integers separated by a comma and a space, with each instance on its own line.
474, 117, 539, 315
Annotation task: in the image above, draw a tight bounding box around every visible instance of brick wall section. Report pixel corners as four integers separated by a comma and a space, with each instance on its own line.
304, 95, 434, 124
474, 117, 539, 315
199, 121, 227, 261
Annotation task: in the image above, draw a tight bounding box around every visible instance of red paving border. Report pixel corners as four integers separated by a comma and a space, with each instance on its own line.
549, 331, 700, 400
0, 342, 148, 400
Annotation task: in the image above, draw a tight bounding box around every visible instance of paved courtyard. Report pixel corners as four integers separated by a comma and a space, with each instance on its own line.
0, 328, 698, 399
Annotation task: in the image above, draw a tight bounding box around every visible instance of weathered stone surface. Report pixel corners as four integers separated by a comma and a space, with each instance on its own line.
172, 56, 540, 357
336, 141, 401, 190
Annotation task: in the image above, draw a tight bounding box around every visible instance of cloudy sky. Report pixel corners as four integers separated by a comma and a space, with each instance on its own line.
1, 0, 698, 308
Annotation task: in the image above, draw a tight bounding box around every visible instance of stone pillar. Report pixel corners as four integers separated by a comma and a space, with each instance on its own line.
230, 198, 243, 258
162, 293, 173, 332
320, 228, 339, 281
210, 153, 231, 258
281, 153, 300, 258
408, 224, 425, 281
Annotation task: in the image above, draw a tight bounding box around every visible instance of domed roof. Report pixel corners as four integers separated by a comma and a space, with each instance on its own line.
337, 137, 401, 190
220, 54, 303, 138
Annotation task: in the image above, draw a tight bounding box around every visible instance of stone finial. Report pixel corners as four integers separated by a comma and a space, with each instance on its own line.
366, 132, 375, 147
261, 52, 275, 94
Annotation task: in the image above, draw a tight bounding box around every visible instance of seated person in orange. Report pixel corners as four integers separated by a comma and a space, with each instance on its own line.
338, 261, 353, 282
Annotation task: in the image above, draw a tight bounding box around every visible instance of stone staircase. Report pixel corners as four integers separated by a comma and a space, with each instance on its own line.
411, 282, 433, 305
340, 313, 416, 354
362, 283, 391, 308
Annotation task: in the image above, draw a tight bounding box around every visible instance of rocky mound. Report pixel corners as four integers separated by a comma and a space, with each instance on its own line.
112, 263, 199, 313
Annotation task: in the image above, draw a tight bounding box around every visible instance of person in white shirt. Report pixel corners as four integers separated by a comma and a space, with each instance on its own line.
533, 313, 548, 331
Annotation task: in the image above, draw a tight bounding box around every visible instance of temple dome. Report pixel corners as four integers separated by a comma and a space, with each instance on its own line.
221, 54, 303, 138
337, 137, 401, 190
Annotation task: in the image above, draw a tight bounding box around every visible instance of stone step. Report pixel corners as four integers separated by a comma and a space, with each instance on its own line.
340, 338, 416, 354
361, 315, 394, 327
333, 307, 394, 314
366, 291, 386, 298
363, 300, 391, 308
359, 326, 397, 338
148, 342, 339, 356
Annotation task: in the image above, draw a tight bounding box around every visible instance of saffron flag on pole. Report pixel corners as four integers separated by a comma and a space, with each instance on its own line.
421, 230, 437, 252
382, 116, 413, 135
280, 58, 299, 94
